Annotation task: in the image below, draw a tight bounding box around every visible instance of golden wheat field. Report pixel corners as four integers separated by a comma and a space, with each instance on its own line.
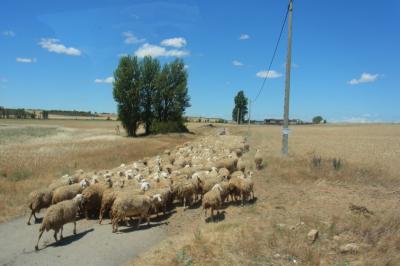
132, 123, 400, 266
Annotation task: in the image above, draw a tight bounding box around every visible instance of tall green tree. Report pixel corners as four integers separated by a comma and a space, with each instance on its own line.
140, 56, 160, 134
113, 56, 141, 137
167, 59, 190, 121
232, 90, 248, 124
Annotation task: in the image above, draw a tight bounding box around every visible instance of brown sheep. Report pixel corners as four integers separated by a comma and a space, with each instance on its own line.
202, 184, 223, 221
110, 193, 154, 233
214, 157, 238, 173
82, 179, 112, 219
229, 176, 254, 206
51, 180, 89, 205
237, 157, 246, 172
35, 194, 84, 250
27, 188, 53, 225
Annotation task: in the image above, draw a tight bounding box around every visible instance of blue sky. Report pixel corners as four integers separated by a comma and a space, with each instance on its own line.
1, 0, 399, 122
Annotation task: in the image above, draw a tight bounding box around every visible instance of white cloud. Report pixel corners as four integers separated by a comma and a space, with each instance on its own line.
2, 30, 15, 37
256, 70, 282, 79
232, 60, 244, 67
122, 32, 145, 44
160, 37, 187, 48
16, 57, 37, 63
239, 34, 250, 40
94, 77, 114, 84
39, 38, 81, 56
349, 72, 380, 85
135, 43, 189, 58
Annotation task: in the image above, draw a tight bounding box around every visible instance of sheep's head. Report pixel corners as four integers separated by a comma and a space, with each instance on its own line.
212, 183, 223, 192
140, 181, 150, 191
73, 194, 84, 207
117, 179, 125, 188
80, 178, 90, 188
152, 194, 162, 203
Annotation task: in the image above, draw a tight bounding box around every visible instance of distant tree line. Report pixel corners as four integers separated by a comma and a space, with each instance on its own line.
113, 56, 190, 137
48, 109, 97, 117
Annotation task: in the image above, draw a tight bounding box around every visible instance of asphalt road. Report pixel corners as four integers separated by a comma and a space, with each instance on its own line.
0, 215, 166, 266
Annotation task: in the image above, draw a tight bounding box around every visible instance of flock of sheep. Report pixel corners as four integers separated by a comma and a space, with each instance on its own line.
27, 132, 263, 251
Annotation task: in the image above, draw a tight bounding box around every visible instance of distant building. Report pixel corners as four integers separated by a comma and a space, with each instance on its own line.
264, 118, 305, 125
185, 116, 226, 123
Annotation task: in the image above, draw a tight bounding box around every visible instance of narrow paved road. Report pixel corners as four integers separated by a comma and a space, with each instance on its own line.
0, 215, 166, 266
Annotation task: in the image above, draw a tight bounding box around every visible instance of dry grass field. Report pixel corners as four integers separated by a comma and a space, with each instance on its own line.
132, 123, 400, 266
0, 119, 197, 222
1, 121, 400, 265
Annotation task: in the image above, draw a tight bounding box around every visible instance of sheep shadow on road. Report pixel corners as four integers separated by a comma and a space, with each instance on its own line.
150, 210, 176, 223
46, 228, 94, 249
117, 220, 168, 233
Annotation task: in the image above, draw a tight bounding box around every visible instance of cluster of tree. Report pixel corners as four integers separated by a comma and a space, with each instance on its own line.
113, 56, 190, 137
0, 107, 49, 119
48, 109, 96, 117
232, 90, 248, 124
312, 116, 327, 124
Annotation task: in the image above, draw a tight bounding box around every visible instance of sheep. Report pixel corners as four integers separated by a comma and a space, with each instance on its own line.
146, 187, 171, 216
229, 176, 254, 206
254, 149, 263, 170
202, 184, 224, 221
214, 157, 237, 173
98, 180, 125, 224
51, 179, 89, 204
218, 168, 230, 179
48, 176, 73, 191
110, 193, 155, 233
172, 178, 198, 209
237, 157, 246, 172
35, 194, 84, 251
82, 179, 112, 219
27, 188, 53, 225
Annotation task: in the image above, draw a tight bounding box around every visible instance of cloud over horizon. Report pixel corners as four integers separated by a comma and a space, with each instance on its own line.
16, 57, 36, 63
160, 37, 187, 48
349, 72, 380, 85
94, 77, 114, 84
239, 34, 250, 40
39, 38, 81, 56
123, 32, 145, 44
232, 60, 244, 67
256, 70, 282, 79
2, 30, 15, 37
135, 43, 189, 58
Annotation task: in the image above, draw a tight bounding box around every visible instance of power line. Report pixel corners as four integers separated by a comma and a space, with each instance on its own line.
252, 2, 290, 103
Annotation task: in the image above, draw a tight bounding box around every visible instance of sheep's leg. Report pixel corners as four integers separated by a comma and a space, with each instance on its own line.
183, 197, 186, 210
33, 212, 38, 222
53, 230, 58, 242
146, 214, 150, 226
137, 217, 142, 228
85, 209, 89, 220
73, 220, 77, 235
211, 208, 214, 221
60, 226, 64, 239
27, 211, 34, 225
241, 192, 245, 206
35, 230, 44, 251
99, 210, 103, 224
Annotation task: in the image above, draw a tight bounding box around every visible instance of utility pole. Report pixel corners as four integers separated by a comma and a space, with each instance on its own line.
247, 99, 251, 136
282, 0, 293, 156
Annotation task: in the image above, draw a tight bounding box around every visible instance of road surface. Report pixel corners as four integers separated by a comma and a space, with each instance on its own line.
0, 215, 166, 266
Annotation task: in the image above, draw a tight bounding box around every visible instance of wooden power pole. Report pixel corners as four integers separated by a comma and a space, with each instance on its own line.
282, 0, 293, 156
